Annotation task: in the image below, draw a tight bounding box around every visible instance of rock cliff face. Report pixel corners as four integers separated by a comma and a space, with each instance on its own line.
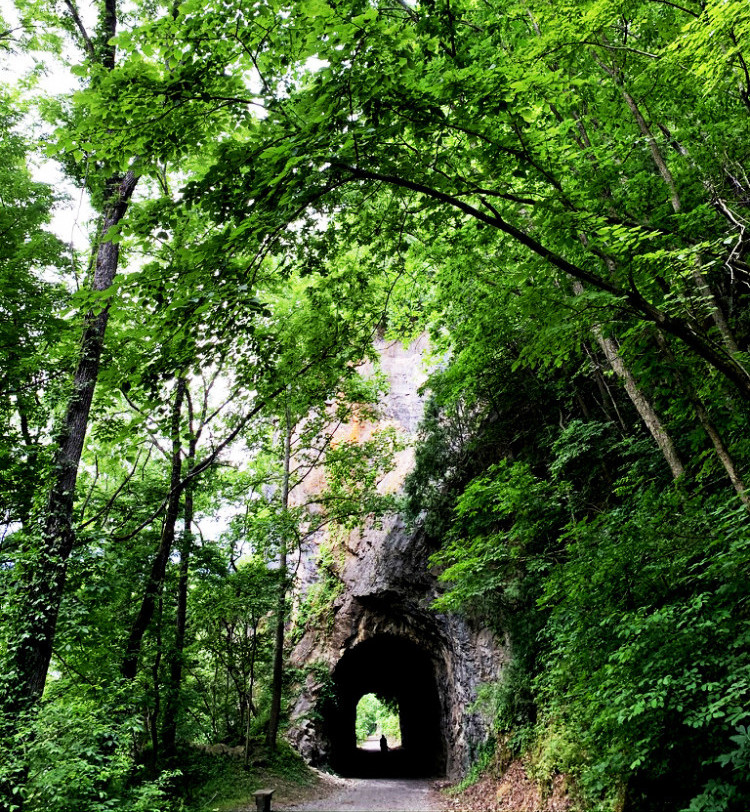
287, 336, 507, 779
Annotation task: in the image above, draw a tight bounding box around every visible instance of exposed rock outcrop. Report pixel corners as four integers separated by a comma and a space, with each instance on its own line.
287, 336, 507, 778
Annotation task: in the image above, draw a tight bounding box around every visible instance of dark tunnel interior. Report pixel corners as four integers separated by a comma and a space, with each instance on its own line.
324, 634, 446, 778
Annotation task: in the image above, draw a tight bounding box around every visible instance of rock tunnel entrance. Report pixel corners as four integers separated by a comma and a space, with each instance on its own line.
325, 634, 446, 778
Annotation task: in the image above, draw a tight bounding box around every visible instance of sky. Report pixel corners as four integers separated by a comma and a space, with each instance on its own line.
1, 0, 96, 255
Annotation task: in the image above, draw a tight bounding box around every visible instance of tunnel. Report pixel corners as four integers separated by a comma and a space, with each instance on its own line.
324, 634, 446, 778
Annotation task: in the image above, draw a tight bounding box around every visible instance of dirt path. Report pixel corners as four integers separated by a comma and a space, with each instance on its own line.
277, 777, 448, 811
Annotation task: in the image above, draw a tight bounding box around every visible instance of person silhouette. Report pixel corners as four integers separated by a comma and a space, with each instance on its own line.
379, 734, 388, 753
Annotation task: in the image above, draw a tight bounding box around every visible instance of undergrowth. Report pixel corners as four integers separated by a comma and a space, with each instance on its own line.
178, 742, 315, 811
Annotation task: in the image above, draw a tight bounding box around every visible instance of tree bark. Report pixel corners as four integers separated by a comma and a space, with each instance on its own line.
6, 169, 138, 717
162, 396, 197, 762
14, 395, 40, 530
266, 405, 292, 751
582, 341, 629, 431
594, 327, 685, 479
609, 68, 745, 365
122, 377, 186, 681
337, 163, 750, 402
654, 331, 750, 507
570, 280, 685, 478
559, 62, 749, 469
149, 596, 164, 767
244, 616, 260, 767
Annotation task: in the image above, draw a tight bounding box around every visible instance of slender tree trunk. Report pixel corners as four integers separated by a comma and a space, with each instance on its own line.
654, 331, 750, 507
225, 670, 232, 739
162, 406, 197, 762
571, 280, 685, 478
122, 377, 186, 680
211, 660, 220, 742
562, 67, 749, 473
612, 71, 744, 364
521, 33, 749, 391
266, 405, 292, 751
342, 163, 750, 401
150, 596, 164, 767
15, 397, 40, 530
244, 618, 260, 768
594, 328, 685, 479
582, 341, 629, 431
5, 170, 138, 718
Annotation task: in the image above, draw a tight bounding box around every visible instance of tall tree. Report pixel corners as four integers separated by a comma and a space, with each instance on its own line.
4, 0, 139, 720
266, 401, 292, 751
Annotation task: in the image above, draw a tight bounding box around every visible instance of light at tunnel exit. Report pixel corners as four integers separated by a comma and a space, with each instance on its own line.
324, 634, 445, 777
355, 693, 402, 749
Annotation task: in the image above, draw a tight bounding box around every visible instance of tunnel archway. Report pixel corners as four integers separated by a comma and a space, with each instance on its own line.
325, 634, 446, 777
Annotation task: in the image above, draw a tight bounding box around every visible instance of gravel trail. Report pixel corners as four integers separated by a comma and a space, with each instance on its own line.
277, 777, 448, 811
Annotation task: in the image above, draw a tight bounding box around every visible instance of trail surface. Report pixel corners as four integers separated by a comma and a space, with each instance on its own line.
277, 777, 448, 812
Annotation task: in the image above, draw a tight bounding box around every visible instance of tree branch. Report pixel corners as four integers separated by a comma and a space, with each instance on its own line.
63, 0, 96, 59
78, 448, 146, 530
112, 349, 338, 543
647, 0, 700, 17
333, 162, 750, 399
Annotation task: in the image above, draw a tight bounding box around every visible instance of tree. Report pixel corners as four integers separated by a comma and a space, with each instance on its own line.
3, 0, 139, 726
3, 0, 750, 807
131, 0, 748, 409
0, 88, 67, 534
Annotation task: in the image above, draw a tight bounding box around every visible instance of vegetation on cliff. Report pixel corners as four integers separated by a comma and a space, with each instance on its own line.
1, 0, 750, 809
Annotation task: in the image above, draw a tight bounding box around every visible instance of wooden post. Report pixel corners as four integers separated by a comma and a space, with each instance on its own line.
253, 788, 275, 812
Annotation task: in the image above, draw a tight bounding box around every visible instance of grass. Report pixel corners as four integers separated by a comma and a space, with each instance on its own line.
177, 741, 318, 811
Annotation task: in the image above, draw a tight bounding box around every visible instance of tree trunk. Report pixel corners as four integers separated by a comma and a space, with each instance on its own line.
616, 79, 744, 365
341, 163, 750, 401
122, 377, 186, 680
570, 280, 685, 478
14, 396, 40, 530
593, 327, 685, 479
162, 403, 197, 762
149, 596, 164, 767
6, 170, 138, 718
244, 617, 260, 767
266, 405, 292, 751
582, 341, 629, 431
655, 331, 750, 508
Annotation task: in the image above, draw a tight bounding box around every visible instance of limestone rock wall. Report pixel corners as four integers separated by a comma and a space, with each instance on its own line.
286, 336, 507, 778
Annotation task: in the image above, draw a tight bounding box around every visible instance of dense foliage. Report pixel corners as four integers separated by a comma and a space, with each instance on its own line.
355, 693, 401, 746
1, 0, 750, 809
412, 347, 750, 810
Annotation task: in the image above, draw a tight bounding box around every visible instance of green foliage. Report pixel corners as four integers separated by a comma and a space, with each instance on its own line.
687, 726, 750, 812
413, 357, 750, 809
407, 255, 750, 810
143, 741, 314, 812
19, 686, 182, 812
0, 88, 69, 529
5, 0, 750, 807
295, 537, 344, 635
535, 491, 750, 809
186, 554, 279, 745
472, 664, 536, 755
355, 694, 401, 746
432, 460, 564, 620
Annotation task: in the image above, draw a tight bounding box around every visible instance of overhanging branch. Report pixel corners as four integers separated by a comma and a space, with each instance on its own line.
333, 162, 750, 399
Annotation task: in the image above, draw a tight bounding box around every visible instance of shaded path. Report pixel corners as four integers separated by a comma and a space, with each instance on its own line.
278, 777, 448, 811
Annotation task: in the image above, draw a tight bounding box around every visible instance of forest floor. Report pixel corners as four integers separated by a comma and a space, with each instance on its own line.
442, 761, 573, 812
